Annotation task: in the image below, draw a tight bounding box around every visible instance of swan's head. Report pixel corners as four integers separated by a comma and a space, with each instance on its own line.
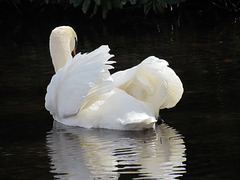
49, 26, 78, 72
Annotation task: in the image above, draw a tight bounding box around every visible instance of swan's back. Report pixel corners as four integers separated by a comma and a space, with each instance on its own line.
111, 56, 183, 110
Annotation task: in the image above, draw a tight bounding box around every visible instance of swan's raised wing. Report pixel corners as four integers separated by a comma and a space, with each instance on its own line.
111, 56, 183, 110
45, 45, 115, 120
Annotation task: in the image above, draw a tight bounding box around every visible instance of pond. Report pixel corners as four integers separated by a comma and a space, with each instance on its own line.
0, 13, 240, 179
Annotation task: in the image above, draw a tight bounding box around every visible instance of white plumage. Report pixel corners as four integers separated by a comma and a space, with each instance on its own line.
45, 26, 183, 130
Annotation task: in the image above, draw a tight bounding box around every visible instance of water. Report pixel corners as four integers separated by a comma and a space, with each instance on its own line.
1, 14, 240, 179
47, 122, 186, 180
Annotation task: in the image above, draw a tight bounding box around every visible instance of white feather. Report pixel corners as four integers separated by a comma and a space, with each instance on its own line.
111, 56, 183, 110
45, 45, 114, 119
45, 26, 183, 130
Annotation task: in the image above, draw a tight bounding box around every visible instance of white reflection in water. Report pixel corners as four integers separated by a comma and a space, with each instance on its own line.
47, 122, 186, 180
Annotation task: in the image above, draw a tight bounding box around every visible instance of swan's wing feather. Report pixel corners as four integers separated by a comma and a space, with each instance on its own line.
111, 56, 183, 109
45, 45, 114, 119
111, 66, 137, 88
67, 88, 157, 130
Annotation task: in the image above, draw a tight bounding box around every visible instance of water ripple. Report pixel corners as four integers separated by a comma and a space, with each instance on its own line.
46, 122, 186, 180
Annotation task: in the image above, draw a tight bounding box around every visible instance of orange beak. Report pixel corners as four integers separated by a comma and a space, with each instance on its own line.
73, 48, 77, 56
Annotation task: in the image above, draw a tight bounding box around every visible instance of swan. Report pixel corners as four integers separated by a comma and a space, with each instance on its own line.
45, 26, 183, 130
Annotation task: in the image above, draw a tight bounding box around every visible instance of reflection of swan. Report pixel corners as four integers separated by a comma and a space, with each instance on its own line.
45, 26, 183, 130
47, 122, 186, 180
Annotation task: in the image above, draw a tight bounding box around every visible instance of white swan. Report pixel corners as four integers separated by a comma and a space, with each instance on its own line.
45, 26, 183, 130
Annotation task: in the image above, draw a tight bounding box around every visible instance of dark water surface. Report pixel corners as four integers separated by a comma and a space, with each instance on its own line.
1, 16, 240, 179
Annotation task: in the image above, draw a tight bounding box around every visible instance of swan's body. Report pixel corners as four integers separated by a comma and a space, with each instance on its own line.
45, 26, 183, 130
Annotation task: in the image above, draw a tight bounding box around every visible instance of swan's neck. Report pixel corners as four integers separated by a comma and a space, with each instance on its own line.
50, 37, 72, 72
49, 26, 77, 73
